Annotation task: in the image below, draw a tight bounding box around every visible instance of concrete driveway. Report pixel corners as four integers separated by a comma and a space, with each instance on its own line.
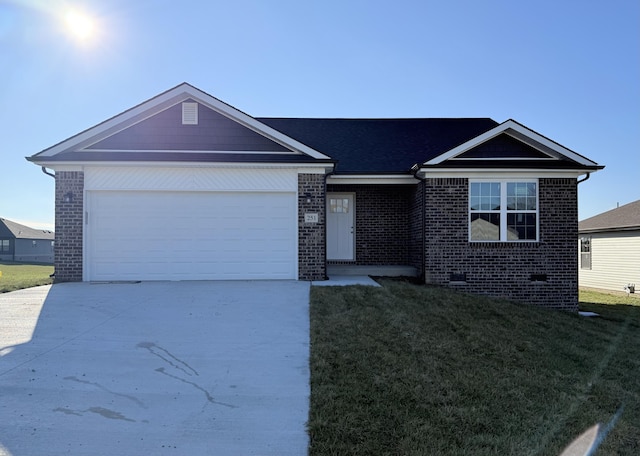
0, 281, 310, 456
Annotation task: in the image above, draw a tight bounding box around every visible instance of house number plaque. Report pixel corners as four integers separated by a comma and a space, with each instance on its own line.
304, 213, 319, 223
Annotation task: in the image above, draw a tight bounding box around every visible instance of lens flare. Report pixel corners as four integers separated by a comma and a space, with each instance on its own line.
63, 9, 95, 43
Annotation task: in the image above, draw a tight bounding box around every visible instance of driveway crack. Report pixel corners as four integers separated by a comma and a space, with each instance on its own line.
154, 367, 237, 409
137, 342, 198, 376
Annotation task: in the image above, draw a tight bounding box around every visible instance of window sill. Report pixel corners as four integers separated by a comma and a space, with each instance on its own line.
469, 241, 540, 248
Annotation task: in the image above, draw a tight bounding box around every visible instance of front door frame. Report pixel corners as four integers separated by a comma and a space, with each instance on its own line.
326, 192, 355, 261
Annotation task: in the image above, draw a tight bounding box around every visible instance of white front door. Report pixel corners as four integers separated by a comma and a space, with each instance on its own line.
326, 193, 354, 260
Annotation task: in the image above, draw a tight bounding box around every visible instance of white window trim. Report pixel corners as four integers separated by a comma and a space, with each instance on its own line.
469, 178, 539, 242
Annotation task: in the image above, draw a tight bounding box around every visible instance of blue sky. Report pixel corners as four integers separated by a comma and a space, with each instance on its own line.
1, 0, 638, 230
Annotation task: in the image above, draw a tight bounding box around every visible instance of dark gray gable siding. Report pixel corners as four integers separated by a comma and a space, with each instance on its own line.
0, 221, 14, 239
456, 133, 553, 159
88, 100, 291, 152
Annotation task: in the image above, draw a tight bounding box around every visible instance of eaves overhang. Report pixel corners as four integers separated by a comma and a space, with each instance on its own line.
29, 160, 335, 174
578, 226, 640, 234
413, 167, 598, 179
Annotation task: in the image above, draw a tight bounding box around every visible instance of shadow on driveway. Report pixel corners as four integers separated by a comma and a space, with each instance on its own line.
0, 281, 310, 456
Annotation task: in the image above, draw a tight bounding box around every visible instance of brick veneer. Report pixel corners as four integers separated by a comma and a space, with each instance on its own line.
299, 174, 326, 280
54, 171, 84, 282
423, 178, 579, 310
409, 182, 425, 276
326, 184, 414, 265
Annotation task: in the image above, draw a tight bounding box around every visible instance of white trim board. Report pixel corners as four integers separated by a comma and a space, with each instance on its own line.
328, 174, 419, 185
34, 162, 334, 173
415, 169, 592, 179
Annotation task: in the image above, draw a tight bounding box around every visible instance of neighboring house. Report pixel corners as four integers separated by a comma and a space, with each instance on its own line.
578, 200, 640, 293
0, 218, 54, 264
27, 83, 603, 310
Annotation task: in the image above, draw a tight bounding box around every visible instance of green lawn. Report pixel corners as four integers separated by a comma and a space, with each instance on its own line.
309, 281, 640, 456
0, 262, 54, 293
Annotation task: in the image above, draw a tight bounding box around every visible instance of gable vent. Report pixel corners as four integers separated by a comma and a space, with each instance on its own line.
182, 102, 198, 125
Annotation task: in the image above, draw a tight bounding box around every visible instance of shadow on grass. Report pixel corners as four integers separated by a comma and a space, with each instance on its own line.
309, 283, 640, 456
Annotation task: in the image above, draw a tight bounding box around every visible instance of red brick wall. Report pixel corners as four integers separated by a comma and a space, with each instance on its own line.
54, 171, 84, 282
423, 178, 579, 310
299, 174, 326, 280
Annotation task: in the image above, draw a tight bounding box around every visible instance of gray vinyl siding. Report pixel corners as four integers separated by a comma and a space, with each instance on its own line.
5, 239, 54, 263
578, 230, 640, 292
0, 238, 54, 263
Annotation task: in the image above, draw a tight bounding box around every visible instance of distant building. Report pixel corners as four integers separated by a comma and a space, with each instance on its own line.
578, 200, 640, 293
0, 218, 54, 264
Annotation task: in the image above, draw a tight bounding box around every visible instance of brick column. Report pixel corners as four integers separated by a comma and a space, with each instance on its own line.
298, 173, 326, 280
54, 171, 84, 282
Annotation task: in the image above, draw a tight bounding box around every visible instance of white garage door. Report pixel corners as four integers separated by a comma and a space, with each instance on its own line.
86, 191, 297, 281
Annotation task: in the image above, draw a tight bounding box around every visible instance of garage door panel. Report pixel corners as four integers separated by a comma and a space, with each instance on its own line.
87, 191, 297, 281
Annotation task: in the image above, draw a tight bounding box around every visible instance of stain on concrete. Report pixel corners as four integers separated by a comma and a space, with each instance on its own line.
88, 406, 136, 422
137, 341, 237, 409
53, 407, 83, 416
137, 342, 198, 376
155, 367, 237, 409
63, 376, 146, 408
53, 406, 136, 422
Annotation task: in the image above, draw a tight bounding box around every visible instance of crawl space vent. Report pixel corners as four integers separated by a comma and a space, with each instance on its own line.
182, 102, 198, 125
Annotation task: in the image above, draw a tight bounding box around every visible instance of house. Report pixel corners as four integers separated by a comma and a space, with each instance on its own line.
578, 200, 640, 293
27, 83, 603, 310
0, 218, 54, 264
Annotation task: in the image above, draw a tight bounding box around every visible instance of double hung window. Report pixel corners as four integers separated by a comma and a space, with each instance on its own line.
580, 237, 592, 269
469, 180, 538, 242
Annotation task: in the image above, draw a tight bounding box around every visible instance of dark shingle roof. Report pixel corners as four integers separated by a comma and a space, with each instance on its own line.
0, 218, 54, 240
579, 200, 640, 233
258, 118, 499, 173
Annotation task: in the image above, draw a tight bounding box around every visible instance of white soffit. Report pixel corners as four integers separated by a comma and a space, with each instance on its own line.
32, 161, 334, 173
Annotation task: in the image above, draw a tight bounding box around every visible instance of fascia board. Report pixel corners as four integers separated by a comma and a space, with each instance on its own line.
32, 160, 334, 172
425, 119, 600, 167
32, 83, 332, 161
415, 167, 591, 179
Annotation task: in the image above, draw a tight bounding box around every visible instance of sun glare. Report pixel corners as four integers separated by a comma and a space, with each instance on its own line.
63, 9, 96, 43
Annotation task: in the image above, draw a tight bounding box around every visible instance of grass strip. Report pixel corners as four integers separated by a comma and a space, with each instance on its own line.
0, 262, 54, 293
